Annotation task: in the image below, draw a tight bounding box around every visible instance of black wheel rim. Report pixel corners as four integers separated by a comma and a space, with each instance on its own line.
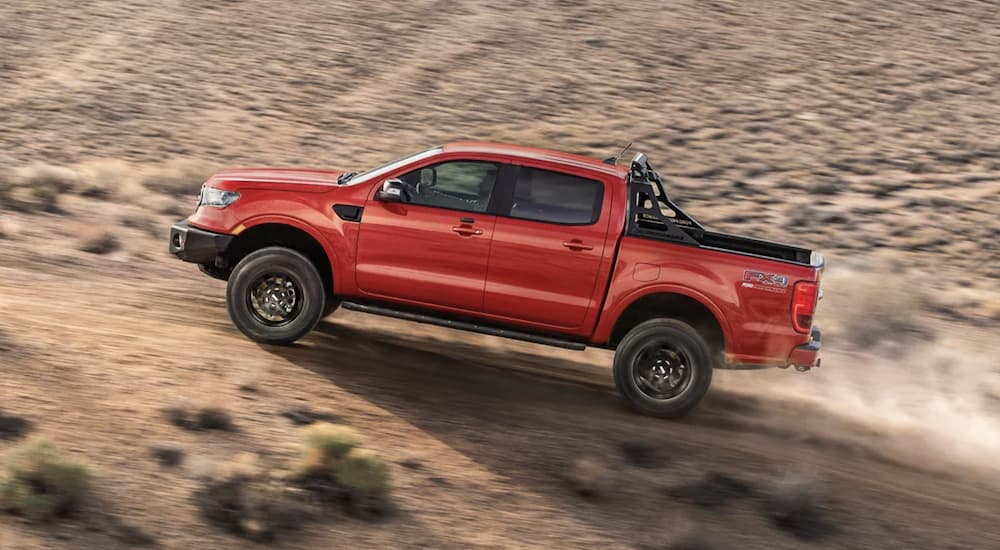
631, 340, 694, 400
247, 271, 303, 327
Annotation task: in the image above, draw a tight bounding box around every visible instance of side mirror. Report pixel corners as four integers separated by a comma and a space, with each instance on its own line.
376, 178, 405, 202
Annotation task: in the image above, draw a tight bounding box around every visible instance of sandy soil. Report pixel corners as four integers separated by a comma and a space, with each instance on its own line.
2, 0, 1000, 548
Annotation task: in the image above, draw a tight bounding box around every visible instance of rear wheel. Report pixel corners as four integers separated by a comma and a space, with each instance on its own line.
613, 318, 713, 418
226, 247, 325, 345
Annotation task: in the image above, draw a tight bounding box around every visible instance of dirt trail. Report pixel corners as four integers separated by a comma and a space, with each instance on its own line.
1, 244, 1000, 548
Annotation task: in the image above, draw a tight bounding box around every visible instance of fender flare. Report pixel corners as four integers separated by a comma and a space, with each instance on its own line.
597, 283, 734, 350
236, 214, 341, 295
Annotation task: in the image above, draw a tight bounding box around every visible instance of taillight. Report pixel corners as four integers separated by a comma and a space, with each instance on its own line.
791, 281, 819, 333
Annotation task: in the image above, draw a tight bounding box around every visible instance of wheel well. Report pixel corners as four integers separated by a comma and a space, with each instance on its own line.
224, 224, 334, 299
609, 293, 725, 357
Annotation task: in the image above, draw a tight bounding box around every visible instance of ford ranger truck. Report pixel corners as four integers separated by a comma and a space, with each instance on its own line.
169, 142, 823, 418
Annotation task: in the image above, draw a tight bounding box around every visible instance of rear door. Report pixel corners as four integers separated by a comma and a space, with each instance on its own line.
483, 165, 611, 329
356, 160, 503, 312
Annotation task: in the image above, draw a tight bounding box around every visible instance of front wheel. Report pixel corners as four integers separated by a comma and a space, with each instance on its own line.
226, 247, 326, 345
613, 318, 713, 418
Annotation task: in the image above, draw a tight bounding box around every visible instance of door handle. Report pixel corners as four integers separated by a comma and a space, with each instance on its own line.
562, 240, 594, 251
452, 226, 483, 236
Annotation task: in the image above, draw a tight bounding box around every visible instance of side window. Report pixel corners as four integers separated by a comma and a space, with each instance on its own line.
509, 167, 603, 225
398, 161, 499, 213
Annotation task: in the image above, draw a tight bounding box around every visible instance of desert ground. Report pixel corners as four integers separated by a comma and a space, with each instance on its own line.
1, 0, 999, 548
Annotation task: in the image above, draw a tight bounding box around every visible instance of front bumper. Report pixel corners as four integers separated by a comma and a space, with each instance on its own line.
168, 221, 233, 265
787, 326, 822, 368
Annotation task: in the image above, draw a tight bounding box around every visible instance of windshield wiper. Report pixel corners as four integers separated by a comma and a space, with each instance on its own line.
337, 172, 357, 185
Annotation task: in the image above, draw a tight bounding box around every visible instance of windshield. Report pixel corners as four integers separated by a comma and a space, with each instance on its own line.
342, 146, 443, 186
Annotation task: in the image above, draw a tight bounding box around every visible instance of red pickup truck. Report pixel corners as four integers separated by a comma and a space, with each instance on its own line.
169, 142, 823, 417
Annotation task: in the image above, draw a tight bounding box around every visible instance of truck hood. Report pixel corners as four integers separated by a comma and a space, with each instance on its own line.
207, 168, 348, 192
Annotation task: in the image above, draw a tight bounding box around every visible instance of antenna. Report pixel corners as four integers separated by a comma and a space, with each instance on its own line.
602, 142, 633, 165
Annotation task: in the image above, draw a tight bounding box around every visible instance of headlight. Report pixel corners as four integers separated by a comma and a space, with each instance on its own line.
198, 186, 240, 208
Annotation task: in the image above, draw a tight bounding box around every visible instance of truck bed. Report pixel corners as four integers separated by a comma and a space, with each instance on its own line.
632, 215, 817, 266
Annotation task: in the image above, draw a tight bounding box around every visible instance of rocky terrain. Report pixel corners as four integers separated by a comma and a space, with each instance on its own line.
1, 0, 999, 548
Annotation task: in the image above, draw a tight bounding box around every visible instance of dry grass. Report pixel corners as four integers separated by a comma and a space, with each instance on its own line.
0, 438, 90, 521
18, 163, 79, 194
141, 159, 211, 197
0, 163, 78, 214
76, 159, 132, 200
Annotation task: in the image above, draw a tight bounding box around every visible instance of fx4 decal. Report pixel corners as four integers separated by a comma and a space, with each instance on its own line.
741, 270, 789, 293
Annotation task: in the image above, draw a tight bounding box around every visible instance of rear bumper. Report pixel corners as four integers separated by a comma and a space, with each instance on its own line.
787, 326, 822, 368
168, 220, 233, 265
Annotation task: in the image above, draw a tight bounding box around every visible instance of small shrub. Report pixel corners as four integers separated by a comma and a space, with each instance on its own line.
763, 475, 833, 540
303, 423, 360, 463
77, 160, 130, 200
288, 423, 360, 481
287, 423, 391, 518
79, 232, 121, 255
119, 214, 160, 239
0, 411, 32, 440
198, 408, 234, 431
142, 159, 210, 197
163, 402, 234, 431
31, 185, 62, 213
0, 438, 90, 521
335, 449, 390, 497
149, 443, 184, 467
195, 454, 313, 541
19, 164, 79, 194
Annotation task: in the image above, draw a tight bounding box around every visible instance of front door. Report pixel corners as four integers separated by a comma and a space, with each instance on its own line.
356, 160, 502, 312
484, 165, 610, 329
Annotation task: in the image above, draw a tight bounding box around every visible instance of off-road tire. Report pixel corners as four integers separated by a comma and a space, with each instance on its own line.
613, 318, 713, 418
226, 246, 325, 345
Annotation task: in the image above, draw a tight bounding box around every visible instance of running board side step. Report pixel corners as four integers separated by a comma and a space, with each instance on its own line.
340, 301, 587, 351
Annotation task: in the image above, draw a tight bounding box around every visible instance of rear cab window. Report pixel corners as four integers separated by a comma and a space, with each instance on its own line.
509, 166, 604, 225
